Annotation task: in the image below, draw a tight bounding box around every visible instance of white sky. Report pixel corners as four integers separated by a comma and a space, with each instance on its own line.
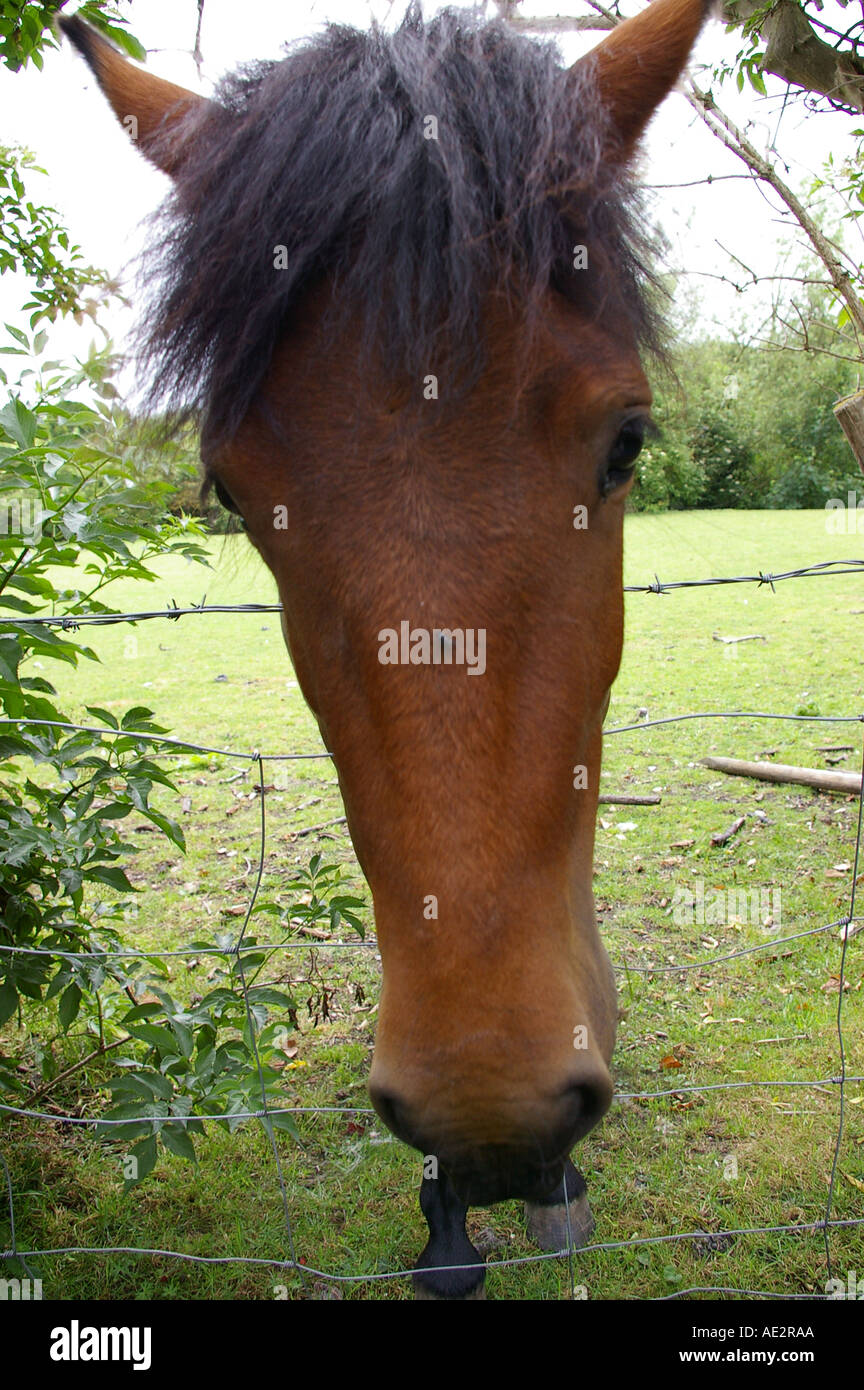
1, 0, 861, 384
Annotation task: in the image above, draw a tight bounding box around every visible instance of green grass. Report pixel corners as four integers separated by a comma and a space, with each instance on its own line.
2, 510, 863, 1300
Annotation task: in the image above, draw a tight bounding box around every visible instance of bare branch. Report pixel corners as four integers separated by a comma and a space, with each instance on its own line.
506, 12, 615, 31
193, 0, 205, 80
686, 81, 864, 346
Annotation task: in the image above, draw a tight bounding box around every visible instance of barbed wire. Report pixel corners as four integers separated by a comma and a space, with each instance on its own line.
1, 566, 862, 1299
2, 557, 863, 629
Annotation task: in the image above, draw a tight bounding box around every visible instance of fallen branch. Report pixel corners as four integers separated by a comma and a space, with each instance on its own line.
753, 1033, 810, 1046
710, 814, 746, 846
289, 815, 347, 839
29, 1034, 129, 1103
598, 793, 661, 806
711, 633, 766, 645
701, 756, 862, 795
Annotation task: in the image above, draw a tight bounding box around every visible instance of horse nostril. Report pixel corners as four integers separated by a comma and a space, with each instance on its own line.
369, 1085, 415, 1145
562, 1073, 613, 1142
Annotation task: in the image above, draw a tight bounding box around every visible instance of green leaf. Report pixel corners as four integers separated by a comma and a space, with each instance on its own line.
85, 864, 134, 893
95, 22, 147, 63
170, 1019, 194, 1059
142, 807, 186, 852
0, 979, 18, 1026
128, 1023, 177, 1054
126, 1135, 158, 1185
84, 706, 119, 730
268, 1111, 300, 1141
58, 982, 82, 1030
0, 398, 37, 448
111, 1070, 173, 1102
120, 706, 160, 729
246, 987, 297, 1009
92, 802, 133, 821
161, 1124, 197, 1161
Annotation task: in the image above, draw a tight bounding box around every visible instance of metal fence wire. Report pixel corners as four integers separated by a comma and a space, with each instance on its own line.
1, 559, 862, 1299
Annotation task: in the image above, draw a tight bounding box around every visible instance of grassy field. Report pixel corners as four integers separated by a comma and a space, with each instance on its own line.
2, 508, 863, 1300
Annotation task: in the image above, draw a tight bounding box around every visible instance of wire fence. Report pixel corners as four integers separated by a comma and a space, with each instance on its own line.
1, 559, 863, 1299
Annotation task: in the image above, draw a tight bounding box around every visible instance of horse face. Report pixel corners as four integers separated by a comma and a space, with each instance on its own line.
208, 288, 647, 1203
61, 0, 711, 1207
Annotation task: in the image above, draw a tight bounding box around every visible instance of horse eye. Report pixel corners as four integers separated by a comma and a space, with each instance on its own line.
214, 478, 242, 516
600, 418, 647, 497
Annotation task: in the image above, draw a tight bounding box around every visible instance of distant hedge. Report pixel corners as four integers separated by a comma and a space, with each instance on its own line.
633, 336, 859, 511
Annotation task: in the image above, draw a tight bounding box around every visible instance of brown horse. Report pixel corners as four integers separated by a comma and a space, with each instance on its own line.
61, 1, 711, 1299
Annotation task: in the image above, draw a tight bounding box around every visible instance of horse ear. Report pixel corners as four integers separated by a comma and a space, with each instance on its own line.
571, 0, 713, 162
58, 15, 208, 177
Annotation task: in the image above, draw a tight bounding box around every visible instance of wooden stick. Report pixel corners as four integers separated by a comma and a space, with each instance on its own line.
700, 756, 862, 794
711, 814, 746, 846
29, 1034, 129, 1102
598, 793, 661, 805
289, 815, 347, 838
753, 1033, 809, 1046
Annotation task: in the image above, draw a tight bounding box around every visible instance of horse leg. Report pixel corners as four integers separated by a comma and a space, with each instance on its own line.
523, 1158, 595, 1252
412, 1169, 486, 1300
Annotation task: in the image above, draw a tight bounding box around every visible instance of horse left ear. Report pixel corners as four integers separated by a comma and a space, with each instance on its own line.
58, 15, 208, 177
571, 0, 713, 162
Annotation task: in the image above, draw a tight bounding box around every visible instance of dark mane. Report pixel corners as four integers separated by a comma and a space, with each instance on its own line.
140, 3, 665, 445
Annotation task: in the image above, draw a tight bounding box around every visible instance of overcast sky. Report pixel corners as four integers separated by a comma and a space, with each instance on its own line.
1, 0, 860, 387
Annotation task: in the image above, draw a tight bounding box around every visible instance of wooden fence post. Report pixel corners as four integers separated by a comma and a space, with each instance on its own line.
833, 390, 864, 474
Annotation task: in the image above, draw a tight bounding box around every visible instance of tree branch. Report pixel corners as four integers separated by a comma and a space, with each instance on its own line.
723, 0, 864, 112
493, 1, 614, 30
686, 80, 864, 346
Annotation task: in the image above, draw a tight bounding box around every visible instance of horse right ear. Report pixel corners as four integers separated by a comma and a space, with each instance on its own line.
571, 0, 713, 163
58, 15, 208, 178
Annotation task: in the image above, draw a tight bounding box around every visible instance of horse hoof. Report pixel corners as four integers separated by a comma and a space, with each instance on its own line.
524, 1193, 595, 1252
413, 1270, 487, 1300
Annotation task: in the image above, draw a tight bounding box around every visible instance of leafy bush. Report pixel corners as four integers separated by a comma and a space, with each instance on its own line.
0, 324, 207, 1077
0, 129, 364, 1182
636, 335, 859, 511
103, 854, 366, 1180
767, 454, 849, 509
0, 330, 367, 1174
